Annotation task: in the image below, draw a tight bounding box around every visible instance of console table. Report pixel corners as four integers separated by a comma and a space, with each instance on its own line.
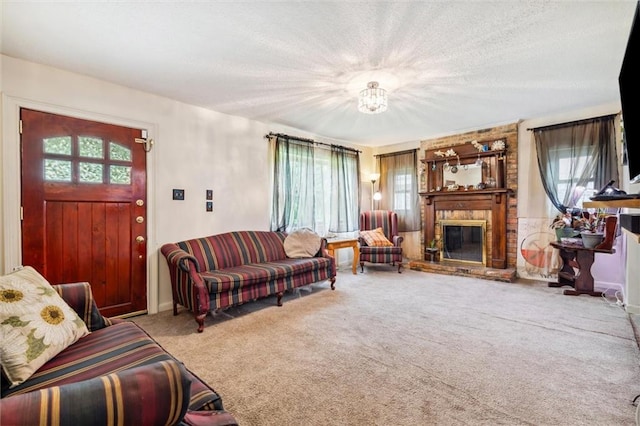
326, 238, 359, 275
549, 241, 615, 296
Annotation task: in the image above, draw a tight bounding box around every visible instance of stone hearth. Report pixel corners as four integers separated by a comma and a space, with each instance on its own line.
409, 259, 517, 282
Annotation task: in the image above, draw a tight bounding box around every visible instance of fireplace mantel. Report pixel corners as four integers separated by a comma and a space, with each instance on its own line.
419, 188, 513, 269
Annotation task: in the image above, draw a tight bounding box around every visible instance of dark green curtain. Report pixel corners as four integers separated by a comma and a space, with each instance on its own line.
533, 114, 618, 213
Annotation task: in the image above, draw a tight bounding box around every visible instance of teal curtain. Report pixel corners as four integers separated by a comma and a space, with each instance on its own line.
270, 136, 360, 234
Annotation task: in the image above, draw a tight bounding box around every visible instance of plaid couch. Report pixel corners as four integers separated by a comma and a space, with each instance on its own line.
161, 231, 337, 333
0, 282, 237, 426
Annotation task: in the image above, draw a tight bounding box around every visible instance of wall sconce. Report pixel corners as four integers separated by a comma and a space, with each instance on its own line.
370, 173, 381, 211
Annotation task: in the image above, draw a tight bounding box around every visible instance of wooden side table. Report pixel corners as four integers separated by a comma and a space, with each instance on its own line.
326, 238, 359, 275
549, 241, 615, 296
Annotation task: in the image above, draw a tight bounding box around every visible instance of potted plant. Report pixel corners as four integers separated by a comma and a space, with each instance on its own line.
550, 212, 579, 242
579, 210, 605, 249
425, 238, 440, 262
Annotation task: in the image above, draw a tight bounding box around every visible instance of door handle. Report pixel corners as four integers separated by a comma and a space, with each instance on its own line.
136, 236, 145, 244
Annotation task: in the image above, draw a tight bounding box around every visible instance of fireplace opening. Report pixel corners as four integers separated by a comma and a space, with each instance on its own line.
440, 220, 487, 266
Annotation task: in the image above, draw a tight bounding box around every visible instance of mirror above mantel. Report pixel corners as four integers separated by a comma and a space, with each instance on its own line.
420, 139, 507, 193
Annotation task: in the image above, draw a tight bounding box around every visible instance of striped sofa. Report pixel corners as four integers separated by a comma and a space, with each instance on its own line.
0, 282, 237, 426
161, 231, 337, 333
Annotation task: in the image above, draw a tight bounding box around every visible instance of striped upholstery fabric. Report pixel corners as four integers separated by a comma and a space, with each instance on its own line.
161, 231, 336, 332
1, 360, 192, 426
1, 321, 223, 412
54, 281, 113, 331
359, 210, 404, 272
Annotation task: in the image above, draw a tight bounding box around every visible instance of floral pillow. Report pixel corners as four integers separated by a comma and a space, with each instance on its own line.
360, 228, 394, 247
0, 266, 90, 387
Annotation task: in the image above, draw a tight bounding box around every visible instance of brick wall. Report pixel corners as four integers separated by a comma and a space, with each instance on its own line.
420, 123, 518, 268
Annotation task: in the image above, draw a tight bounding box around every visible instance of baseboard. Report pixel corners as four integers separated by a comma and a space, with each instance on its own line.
626, 304, 640, 315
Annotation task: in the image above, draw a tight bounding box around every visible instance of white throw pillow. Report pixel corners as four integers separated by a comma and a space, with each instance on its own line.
0, 266, 90, 387
284, 228, 322, 258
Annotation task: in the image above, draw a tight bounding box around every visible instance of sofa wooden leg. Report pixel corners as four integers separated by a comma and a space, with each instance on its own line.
277, 292, 283, 306
330, 277, 336, 290
173, 302, 178, 316
195, 314, 206, 333
397, 262, 403, 273
360, 262, 364, 272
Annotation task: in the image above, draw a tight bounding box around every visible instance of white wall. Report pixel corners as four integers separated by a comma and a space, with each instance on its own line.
0, 55, 364, 312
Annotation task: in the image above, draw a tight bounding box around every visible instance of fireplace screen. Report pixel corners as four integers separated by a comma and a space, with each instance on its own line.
439, 220, 487, 266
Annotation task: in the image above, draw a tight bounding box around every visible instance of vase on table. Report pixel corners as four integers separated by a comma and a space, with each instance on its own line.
555, 227, 579, 242
580, 232, 604, 249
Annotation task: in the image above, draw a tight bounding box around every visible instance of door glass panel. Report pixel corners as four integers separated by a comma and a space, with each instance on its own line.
109, 142, 132, 162
79, 136, 104, 158
44, 159, 72, 181
79, 162, 103, 183
110, 165, 131, 184
43, 136, 72, 155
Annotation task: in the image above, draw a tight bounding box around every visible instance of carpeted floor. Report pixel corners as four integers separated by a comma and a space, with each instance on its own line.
132, 266, 640, 425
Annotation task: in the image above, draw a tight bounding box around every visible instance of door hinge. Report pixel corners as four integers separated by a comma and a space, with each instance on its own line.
19, 119, 23, 134
20, 206, 23, 221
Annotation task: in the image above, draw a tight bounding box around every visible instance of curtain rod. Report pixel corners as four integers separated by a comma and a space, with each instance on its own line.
374, 148, 418, 158
526, 113, 618, 132
265, 132, 361, 153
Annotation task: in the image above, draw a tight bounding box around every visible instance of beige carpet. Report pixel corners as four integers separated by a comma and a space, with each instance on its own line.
132, 266, 640, 425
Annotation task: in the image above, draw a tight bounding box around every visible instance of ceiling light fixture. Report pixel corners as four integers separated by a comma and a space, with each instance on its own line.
358, 81, 388, 114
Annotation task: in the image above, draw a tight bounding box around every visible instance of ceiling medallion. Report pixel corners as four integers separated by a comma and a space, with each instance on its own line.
358, 81, 388, 114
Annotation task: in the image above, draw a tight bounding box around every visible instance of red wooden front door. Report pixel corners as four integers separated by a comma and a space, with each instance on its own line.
20, 108, 148, 317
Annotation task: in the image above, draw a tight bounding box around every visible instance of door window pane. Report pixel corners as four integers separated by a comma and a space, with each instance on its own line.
109, 142, 132, 162
43, 137, 72, 155
44, 159, 72, 181
79, 162, 103, 183
79, 136, 104, 158
110, 165, 131, 184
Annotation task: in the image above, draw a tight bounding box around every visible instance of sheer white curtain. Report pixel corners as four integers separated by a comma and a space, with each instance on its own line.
270, 135, 360, 236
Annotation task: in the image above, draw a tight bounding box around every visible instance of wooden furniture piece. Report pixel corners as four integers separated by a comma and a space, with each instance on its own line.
326, 238, 359, 275
419, 139, 512, 268
549, 241, 615, 296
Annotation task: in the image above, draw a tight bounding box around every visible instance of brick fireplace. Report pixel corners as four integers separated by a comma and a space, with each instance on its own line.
409, 124, 518, 282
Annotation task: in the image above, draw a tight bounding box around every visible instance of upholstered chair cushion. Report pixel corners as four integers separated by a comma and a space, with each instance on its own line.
359, 228, 393, 247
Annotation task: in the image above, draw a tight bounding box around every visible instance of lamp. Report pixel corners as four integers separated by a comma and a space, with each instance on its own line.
358, 81, 388, 114
370, 173, 381, 210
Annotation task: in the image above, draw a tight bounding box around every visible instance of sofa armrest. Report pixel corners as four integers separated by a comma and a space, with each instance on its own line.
317, 238, 337, 278
54, 281, 112, 331
393, 235, 404, 247
0, 360, 194, 426
161, 243, 211, 332
161, 243, 202, 273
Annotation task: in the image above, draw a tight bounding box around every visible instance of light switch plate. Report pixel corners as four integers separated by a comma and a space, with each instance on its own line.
206, 201, 213, 212
172, 189, 185, 200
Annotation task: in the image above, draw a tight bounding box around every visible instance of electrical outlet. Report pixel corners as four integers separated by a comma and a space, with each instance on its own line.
172, 189, 185, 200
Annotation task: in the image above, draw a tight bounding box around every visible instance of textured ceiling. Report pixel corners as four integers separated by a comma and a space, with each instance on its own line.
1, 1, 636, 146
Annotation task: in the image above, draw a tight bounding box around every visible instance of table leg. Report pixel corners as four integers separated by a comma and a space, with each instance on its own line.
352, 244, 359, 275
563, 250, 602, 297
549, 248, 576, 288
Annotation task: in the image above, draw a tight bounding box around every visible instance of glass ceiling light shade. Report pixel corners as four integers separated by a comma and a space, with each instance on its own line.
358, 81, 388, 114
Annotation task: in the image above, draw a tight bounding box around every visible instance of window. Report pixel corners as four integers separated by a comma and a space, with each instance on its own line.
377, 150, 421, 232
553, 148, 596, 208
42, 136, 132, 185
270, 136, 360, 235
534, 114, 618, 213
